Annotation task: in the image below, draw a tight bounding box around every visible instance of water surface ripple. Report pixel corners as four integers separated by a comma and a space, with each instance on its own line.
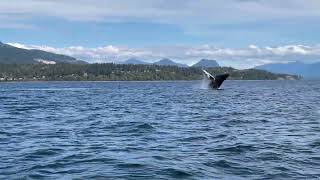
0, 81, 319, 179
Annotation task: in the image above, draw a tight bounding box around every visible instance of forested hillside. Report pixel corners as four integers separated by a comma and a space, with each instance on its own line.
0, 63, 300, 81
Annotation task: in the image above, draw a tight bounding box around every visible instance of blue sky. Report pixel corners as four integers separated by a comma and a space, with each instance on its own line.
1, 0, 320, 68
2, 15, 320, 48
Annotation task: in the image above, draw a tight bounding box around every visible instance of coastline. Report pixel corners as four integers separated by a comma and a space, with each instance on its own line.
0, 79, 303, 83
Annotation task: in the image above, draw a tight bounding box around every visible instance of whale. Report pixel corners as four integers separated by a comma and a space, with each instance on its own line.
203, 70, 229, 89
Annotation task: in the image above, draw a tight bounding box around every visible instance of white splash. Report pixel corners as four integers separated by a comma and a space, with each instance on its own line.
200, 74, 210, 89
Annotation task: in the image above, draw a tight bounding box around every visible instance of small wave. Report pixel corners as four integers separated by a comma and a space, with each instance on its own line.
204, 159, 238, 168
152, 155, 167, 161
24, 148, 63, 160
0, 96, 13, 100
204, 160, 254, 175
0, 131, 9, 135
74, 157, 116, 164
162, 168, 193, 178
18, 88, 92, 91
27, 173, 48, 179
180, 136, 208, 142
136, 123, 154, 130
120, 123, 155, 134
116, 163, 145, 169
257, 151, 282, 161
212, 134, 228, 139
309, 140, 320, 148
29, 162, 65, 171
209, 144, 256, 154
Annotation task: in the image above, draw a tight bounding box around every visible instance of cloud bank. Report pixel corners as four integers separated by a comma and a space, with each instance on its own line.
8, 43, 320, 69
1, 0, 319, 28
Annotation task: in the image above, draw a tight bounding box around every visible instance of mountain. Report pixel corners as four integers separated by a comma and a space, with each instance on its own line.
0, 41, 86, 64
192, 59, 219, 68
122, 58, 150, 65
255, 61, 320, 79
153, 58, 188, 68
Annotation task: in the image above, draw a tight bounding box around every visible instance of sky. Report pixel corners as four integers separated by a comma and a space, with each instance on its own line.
1, 0, 320, 68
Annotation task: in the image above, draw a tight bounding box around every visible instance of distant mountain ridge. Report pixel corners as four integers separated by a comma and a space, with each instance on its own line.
121, 58, 150, 65
192, 59, 219, 68
255, 61, 320, 78
121, 58, 189, 67
0, 41, 86, 64
153, 58, 189, 67
121, 58, 221, 68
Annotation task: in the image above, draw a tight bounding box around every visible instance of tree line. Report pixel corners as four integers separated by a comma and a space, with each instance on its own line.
0, 63, 300, 81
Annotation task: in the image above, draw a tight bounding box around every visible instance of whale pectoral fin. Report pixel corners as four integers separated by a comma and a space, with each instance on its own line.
202, 70, 215, 80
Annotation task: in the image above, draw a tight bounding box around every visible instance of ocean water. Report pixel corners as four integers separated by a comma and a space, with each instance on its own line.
0, 80, 319, 179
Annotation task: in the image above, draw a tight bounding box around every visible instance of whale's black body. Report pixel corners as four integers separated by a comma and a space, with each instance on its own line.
203, 70, 229, 89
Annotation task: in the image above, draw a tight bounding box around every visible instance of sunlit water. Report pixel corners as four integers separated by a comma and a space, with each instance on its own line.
0, 81, 319, 179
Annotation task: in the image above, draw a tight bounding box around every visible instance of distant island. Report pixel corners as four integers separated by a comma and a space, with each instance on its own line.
255, 61, 320, 79
0, 41, 301, 81
0, 63, 300, 81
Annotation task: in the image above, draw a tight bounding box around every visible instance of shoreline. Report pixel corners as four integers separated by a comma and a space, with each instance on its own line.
0, 79, 304, 83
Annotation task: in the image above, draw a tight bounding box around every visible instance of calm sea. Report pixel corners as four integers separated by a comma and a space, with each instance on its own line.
0, 81, 319, 179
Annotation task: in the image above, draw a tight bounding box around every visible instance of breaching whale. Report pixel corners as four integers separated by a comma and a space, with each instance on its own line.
203, 70, 229, 89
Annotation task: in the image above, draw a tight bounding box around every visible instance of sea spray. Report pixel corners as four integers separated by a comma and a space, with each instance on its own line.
200, 74, 209, 89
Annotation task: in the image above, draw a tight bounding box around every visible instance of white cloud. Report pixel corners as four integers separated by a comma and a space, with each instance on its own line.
3, 1, 320, 68
0, 0, 319, 27
8, 43, 320, 69
0, 22, 35, 29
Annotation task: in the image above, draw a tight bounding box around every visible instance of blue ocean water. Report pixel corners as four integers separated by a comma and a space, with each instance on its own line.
0, 81, 319, 179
